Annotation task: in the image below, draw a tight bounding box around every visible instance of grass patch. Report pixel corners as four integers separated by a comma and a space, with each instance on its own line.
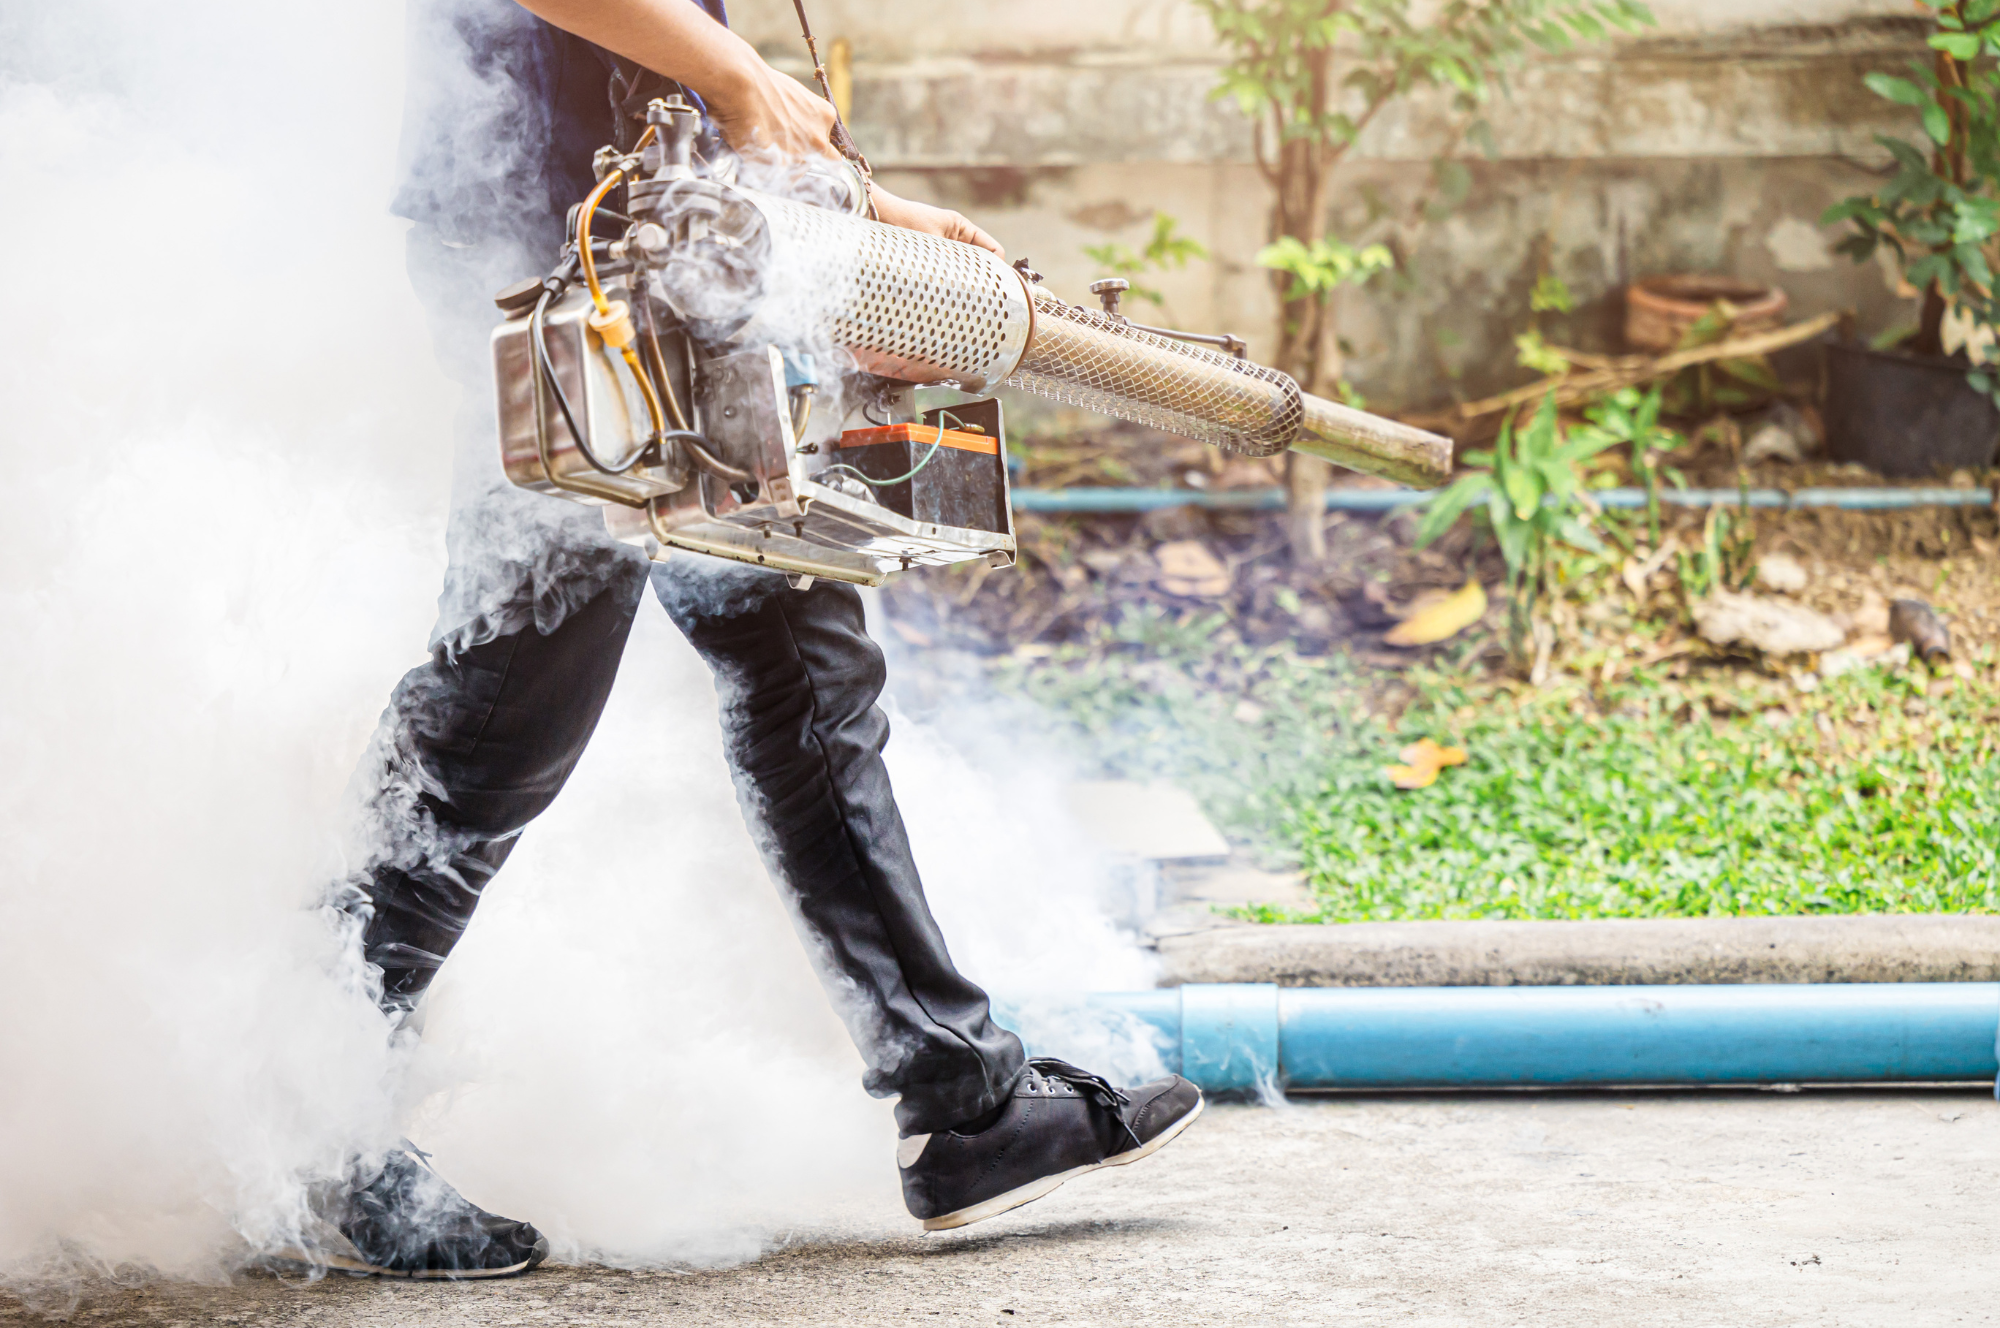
1277, 664, 2000, 920
995, 610, 2000, 921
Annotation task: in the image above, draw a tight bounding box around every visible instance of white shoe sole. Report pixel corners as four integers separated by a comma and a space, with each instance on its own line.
920, 1093, 1206, 1232
268, 1246, 545, 1280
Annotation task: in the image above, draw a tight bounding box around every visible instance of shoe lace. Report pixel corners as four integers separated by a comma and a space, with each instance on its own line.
1026, 1058, 1144, 1153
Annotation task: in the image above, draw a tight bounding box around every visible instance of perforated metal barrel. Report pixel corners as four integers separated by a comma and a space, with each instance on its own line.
733, 190, 1033, 393
676, 186, 1450, 487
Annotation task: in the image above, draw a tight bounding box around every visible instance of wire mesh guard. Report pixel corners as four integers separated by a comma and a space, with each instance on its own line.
1006, 295, 1305, 458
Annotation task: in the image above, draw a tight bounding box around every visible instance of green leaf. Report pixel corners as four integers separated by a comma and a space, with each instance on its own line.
1555, 431, 1627, 466
1503, 462, 1544, 521
1530, 271, 1575, 313
1521, 391, 1564, 459
1868, 323, 1918, 350
1489, 490, 1534, 572
1715, 356, 1784, 391
1554, 514, 1606, 555
1874, 130, 1927, 166
1907, 253, 1952, 290
1562, 9, 1607, 40
1433, 158, 1473, 208
1819, 197, 1876, 226
1957, 243, 1995, 290
1538, 456, 1581, 500
1415, 472, 1496, 547
1864, 73, 1931, 108
1635, 386, 1663, 435
1931, 31, 1982, 58
1954, 199, 2000, 245
1922, 102, 1952, 146
1466, 118, 1500, 161
1515, 330, 1572, 375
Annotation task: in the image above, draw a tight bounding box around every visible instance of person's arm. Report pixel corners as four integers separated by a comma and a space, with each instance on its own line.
511, 0, 1003, 256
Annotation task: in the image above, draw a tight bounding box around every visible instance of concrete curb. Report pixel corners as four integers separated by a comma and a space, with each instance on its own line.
1154, 915, 2000, 987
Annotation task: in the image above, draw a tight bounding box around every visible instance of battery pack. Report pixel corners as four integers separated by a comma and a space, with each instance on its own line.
832, 399, 1008, 534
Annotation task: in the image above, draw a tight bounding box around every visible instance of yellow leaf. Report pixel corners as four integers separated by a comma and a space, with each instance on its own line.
1385, 762, 1440, 790
1399, 738, 1468, 768
1386, 737, 1470, 791
1382, 578, 1488, 647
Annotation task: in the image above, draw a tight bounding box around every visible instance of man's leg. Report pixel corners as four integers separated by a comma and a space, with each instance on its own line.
349, 562, 650, 1014
651, 563, 1024, 1136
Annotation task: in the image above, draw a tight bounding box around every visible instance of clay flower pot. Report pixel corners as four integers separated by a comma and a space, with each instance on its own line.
1623, 275, 1789, 353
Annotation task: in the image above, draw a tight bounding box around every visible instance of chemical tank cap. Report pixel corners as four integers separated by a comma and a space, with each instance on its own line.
1088, 277, 1130, 317
493, 278, 544, 317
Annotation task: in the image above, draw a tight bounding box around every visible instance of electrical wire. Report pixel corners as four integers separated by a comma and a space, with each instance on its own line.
534, 288, 744, 487
532, 289, 650, 476
817, 411, 966, 490
638, 302, 692, 433
676, 432, 755, 484
790, 388, 814, 445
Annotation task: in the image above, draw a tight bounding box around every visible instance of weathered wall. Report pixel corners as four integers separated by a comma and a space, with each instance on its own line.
741, 0, 1929, 408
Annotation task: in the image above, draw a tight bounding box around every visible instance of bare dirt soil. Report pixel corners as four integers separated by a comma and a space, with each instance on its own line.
882, 424, 2000, 708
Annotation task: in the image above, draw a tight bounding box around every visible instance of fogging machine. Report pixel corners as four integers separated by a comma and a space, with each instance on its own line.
492, 96, 1451, 588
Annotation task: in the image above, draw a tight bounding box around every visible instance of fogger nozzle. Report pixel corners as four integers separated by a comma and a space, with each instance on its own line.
654, 185, 1454, 489
1007, 293, 1452, 489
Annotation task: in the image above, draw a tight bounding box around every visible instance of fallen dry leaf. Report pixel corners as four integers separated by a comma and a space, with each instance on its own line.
1382, 578, 1487, 647
1386, 737, 1469, 789
1401, 737, 1468, 768
1154, 540, 1231, 597
1621, 539, 1679, 601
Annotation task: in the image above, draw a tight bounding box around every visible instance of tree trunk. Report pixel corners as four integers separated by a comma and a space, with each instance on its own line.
1914, 45, 1968, 360
1915, 283, 1950, 359
1285, 289, 1347, 563
1274, 49, 1333, 564
1284, 454, 1331, 562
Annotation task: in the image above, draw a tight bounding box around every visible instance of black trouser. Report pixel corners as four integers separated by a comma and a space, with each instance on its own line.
349, 552, 1025, 1135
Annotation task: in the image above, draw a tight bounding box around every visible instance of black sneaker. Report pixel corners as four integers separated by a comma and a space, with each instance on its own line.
280, 1146, 550, 1279
899, 1059, 1204, 1231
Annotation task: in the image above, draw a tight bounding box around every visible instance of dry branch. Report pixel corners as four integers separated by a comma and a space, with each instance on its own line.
1407, 312, 1842, 434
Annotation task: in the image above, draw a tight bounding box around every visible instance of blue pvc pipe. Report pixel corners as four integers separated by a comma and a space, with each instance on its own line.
1077, 983, 2000, 1091
1009, 485, 1997, 514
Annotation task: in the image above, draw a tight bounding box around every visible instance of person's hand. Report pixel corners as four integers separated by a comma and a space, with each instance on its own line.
707, 59, 839, 161
868, 184, 1006, 259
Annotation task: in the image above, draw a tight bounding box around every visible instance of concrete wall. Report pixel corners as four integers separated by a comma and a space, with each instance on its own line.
741, 0, 1930, 409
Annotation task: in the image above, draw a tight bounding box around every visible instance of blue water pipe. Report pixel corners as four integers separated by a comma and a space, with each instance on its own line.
1008, 485, 1998, 515
1057, 983, 2000, 1091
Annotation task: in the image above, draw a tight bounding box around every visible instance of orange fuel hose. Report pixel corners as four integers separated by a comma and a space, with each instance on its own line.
576, 125, 668, 445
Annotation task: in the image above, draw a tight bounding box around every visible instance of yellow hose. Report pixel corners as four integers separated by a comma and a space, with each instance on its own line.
576, 126, 668, 445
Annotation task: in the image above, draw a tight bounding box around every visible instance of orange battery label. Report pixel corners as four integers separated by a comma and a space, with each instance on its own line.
836, 423, 998, 456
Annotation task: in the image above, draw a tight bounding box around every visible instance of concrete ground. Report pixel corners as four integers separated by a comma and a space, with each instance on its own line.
12, 1088, 1996, 1327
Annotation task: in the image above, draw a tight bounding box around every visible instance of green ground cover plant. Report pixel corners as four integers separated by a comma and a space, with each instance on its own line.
998, 613, 2000, 921
1277, 663, 2000, 920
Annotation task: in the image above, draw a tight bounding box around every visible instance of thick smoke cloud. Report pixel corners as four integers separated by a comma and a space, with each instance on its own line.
0, 0, 1162, 1306
0, 0, 452, 1301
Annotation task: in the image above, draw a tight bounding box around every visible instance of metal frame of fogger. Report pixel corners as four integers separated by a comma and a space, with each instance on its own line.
491, 95, 1453, 589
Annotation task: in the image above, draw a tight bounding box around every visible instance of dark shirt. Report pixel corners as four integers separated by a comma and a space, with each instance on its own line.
393, 0, 728, 250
